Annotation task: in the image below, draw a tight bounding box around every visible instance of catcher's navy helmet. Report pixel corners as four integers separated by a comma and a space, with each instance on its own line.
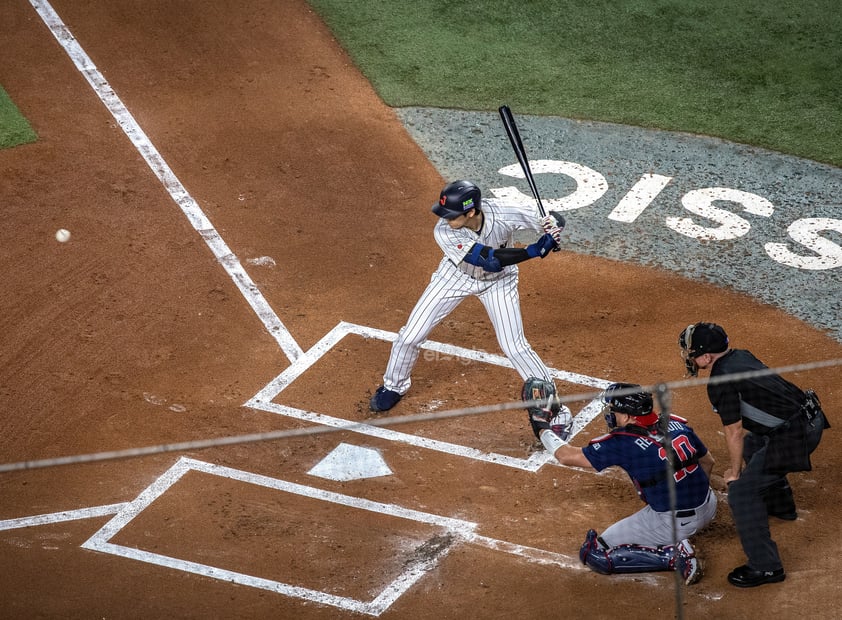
432, 180, 481, 219
601, 382, 657, 429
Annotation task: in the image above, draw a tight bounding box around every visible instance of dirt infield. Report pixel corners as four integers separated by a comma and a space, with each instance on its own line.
1, 1, 840, 618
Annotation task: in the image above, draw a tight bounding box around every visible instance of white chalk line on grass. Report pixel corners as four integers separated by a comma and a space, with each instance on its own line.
29, 0, 303, 363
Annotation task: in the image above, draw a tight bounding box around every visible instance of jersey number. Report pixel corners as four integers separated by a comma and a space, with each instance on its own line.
658, 435, 699, 481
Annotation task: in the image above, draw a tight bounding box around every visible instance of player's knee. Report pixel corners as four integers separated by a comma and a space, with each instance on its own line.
726, 478, 753, 509
394, 328, 426, 349
499, 343, 534, 362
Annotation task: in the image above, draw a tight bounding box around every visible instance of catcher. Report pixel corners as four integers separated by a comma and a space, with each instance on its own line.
522, 378, 717, 584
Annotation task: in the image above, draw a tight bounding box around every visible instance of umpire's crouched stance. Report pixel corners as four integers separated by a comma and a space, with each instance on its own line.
679, 322, 830, 588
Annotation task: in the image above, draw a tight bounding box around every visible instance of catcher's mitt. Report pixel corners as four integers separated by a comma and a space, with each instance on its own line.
522, 377, 557, 437
521, 377, 573, 441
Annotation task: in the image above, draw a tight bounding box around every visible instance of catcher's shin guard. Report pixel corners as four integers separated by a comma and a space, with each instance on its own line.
580, 530, 675, 575
580, 532, 701, 584
579, 530, 613, 574
604, 544, 674, 573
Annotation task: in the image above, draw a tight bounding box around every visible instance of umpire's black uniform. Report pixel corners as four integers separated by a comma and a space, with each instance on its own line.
709, 348, 829, 574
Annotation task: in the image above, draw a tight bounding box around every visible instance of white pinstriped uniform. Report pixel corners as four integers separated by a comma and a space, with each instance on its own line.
381, 198, 553, 395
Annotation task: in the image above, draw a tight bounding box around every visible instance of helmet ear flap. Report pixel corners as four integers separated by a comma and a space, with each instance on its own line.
603, 408, 618, 431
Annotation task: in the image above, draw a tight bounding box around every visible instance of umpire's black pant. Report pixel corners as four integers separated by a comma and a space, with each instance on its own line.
727, 409, 827, 571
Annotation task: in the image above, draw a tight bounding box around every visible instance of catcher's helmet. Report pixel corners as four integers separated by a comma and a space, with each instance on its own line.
432, 180, 481, 219
601, 383, 653, 417
601, 382, 656, 430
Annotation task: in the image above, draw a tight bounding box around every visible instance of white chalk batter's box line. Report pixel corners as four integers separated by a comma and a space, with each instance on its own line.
76, 457, 582, 616
246, 321, 611, 472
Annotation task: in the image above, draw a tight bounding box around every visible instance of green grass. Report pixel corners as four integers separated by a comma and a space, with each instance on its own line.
0, 85, 37, 149
308, 0, 842, 167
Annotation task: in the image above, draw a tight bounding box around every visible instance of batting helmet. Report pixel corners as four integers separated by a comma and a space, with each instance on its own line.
601, 382, 656, 430
432, 180, 481, 219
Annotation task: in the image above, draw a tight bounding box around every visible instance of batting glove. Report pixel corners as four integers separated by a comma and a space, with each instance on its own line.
540, 215, 555, 233
542, 211, 566, 231
549, 405, 573, 442
548, 210, 566, 230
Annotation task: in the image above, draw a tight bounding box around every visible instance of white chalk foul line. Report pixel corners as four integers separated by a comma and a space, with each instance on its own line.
0, 503, 126, 531
465, 534, 584, 571
17, 4, 612, 610
29, 0, 303, 363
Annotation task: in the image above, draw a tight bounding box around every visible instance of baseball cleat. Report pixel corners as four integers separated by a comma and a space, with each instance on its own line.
370, 386, 402, 412
681, 555, 702, 585
676, 539, 702, 585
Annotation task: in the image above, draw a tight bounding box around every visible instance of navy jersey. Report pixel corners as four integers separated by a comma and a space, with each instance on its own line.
582, 416, 710, 512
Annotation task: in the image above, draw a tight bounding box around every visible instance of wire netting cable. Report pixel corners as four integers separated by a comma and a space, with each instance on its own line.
2, 358, 840, 473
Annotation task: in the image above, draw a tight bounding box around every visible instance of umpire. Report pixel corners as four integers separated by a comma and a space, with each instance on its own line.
678, 322, 830, 587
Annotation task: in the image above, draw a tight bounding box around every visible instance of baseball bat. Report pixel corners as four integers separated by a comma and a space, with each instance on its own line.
498, 105, 546, 217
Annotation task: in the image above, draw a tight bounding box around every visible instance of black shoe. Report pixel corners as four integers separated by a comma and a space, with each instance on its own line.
769, 510, 798, 521
727, 565, 786, 588
370, 386, 402, 412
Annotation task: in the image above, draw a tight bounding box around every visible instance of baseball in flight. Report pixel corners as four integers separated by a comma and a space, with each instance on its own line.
55, 228, 71, 243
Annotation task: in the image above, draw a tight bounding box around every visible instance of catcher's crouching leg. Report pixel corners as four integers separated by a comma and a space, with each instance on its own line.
579, 531, 701, 585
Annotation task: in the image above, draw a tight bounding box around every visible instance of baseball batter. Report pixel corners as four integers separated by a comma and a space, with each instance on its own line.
527, 380, 717, 585
370, 180, 564, 413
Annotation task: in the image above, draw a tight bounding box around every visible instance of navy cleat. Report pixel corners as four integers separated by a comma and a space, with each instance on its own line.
370, 386, 402, 412
675, 539, 702, 585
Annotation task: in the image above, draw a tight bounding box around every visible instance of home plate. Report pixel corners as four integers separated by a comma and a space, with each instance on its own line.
308, 443, 393, 481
